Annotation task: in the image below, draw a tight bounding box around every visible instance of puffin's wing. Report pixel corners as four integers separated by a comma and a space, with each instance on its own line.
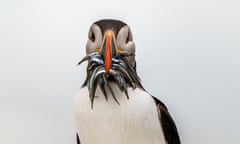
76, 133, 81, 144
152, 96, 181, 144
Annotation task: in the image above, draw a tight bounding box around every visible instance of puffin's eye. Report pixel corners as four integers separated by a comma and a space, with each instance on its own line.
126, 35, 129, 43
125, 31, 130, 43
126, 31, 132, 43
89, 31, 95, 42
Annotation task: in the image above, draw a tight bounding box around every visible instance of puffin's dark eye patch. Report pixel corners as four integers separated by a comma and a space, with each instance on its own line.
89, 32, 95, 41
126, 30, 132, 43
126, 32, 130, 43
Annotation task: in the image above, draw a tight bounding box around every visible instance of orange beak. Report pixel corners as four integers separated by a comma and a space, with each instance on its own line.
101, 31, 117, 74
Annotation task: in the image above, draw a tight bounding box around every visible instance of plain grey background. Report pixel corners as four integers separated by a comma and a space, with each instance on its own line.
0, 0, 240, 144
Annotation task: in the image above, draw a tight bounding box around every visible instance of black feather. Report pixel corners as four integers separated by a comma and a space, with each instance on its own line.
152, 96, 181, 144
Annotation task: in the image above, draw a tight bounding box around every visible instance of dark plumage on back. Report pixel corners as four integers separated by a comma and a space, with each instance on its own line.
152, 96, 181, 144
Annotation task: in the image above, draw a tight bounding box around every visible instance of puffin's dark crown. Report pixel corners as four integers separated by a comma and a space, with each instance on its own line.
94, 19, 127, 35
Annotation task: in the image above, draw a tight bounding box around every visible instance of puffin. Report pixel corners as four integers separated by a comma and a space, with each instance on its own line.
75, 19, 181, 144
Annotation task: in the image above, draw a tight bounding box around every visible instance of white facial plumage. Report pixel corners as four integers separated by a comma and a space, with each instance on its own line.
86, 24, 102, 54
117, 25, 136, 66
85, 24, 136, 67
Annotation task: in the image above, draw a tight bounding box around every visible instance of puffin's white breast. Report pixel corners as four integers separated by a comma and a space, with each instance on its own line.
74, 84, 166, 144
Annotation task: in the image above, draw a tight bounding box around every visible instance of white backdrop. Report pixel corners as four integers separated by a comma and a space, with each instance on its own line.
0, 0, 240, 144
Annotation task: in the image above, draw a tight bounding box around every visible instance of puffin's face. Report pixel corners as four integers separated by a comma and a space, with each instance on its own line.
86, 19, 136, 68
78, 19, 142, 108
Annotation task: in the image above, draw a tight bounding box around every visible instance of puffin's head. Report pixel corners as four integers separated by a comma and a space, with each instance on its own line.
86, 19, 136, 68
78, 19, 143, 108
